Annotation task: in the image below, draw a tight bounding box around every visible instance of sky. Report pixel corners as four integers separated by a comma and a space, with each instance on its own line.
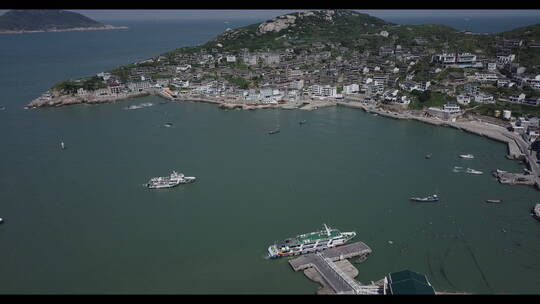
1, 9, 540, 22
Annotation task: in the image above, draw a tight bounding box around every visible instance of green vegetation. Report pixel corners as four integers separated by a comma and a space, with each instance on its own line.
204, 10, 392, 52
470, 102, 540, 118
53, 76, 107, 94
408, 90, 452, 110
224, 75, 250, 89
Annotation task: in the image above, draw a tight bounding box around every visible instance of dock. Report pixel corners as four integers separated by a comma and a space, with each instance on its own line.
493, 170, 536, 186
288, 242, 383, 295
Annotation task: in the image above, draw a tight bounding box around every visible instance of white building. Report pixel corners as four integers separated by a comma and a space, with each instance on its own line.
443, 104, 461, 113
474, 73, 499, 82
509, 93, 526, 103
226, 55, 237, 63
176, 64, 192, 72
290, 79, 304, 90
343, 83, 359, 94
456, 94, 471, 105
321, 85, 337, 97
497, 54, 515, 65
474, 93, 495, 103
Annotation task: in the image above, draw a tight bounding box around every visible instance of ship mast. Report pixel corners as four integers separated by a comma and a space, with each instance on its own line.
323, 223, 330, 236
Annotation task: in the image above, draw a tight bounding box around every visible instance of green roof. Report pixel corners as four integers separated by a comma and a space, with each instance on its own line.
388, 270, 435, 295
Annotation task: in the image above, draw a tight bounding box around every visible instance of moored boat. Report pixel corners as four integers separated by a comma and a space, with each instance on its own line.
267, 224, 356, 259
410, 194, 439, 202
466, 168, 483, 175
459, 154, 474, 159
269, 129, 280, 135
486, 199, 503, 203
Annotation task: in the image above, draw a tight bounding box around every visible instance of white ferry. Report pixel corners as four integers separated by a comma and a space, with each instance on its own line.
146, 171, 196, 189
267, 224, 356, 258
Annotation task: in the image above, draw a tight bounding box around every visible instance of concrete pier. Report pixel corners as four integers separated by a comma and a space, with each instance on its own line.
288, 242, 382, 295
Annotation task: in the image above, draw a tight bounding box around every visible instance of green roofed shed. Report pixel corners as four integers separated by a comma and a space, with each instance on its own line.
387, 270, 436, 295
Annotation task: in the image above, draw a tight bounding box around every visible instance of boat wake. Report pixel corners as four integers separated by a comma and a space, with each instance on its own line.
124, 102, 154, 110
452, 166, 464, 173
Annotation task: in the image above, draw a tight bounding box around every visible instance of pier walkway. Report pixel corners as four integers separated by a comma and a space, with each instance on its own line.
289, 242, 381, 295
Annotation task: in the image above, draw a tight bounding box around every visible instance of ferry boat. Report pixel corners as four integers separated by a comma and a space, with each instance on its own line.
146, 171, 196, 189
410, 194, 439, 202
466, 168, 483, 175
267, 224, 356, 259
459, 154, 474, 159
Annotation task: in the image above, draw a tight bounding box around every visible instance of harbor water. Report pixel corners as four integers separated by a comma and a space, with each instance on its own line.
1, 15, 540, 294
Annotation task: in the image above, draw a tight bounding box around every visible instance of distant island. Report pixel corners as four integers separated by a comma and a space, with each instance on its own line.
0, 9, 127, 34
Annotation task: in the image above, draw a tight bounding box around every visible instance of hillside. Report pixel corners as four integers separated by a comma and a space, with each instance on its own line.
0, 9, 106, 32
164, 9, 503, 56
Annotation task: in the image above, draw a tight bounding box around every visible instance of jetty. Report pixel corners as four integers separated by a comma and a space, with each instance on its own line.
493, 170, 536, 186
288, 241, 383, 295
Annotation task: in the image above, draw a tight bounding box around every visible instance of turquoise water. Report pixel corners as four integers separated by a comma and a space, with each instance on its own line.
1, 18, 540, 294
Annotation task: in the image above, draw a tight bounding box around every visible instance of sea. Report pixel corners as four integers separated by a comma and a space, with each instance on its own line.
0, 12, 540, 294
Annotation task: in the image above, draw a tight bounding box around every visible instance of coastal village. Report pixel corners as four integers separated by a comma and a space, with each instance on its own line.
6, 9, 540, 295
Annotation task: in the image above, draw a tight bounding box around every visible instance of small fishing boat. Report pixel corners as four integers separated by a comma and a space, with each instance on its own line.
410, 194, 439, 202
269, 129, 280, 135
163, 122, 173, 128
0, 105, 6, 111
486, 199, 502, 203
0, 217, 3, 224
466, 168, 483, 175
425, 153, 432, 159
299, 120, 307, 125
459, 154, 474, 159
60, 141, 66, 150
